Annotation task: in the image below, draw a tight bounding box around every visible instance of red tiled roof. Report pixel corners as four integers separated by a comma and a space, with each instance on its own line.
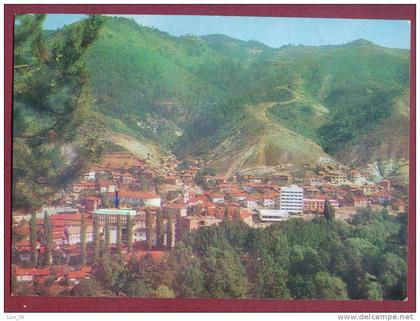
247, 195, 261, 201
15, 268, 50, 276
66, 271, 87, 279
84, 196, 101, 201
129, 250, 166, 261
209, 193, 224, 198
51, 213, 82, 221
262, 193, 278, 199
80, 266, 92, 273
119, 190, 159, 199
164, 203, 186, 209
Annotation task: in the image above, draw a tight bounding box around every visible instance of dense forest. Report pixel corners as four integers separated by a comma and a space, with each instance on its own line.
13, 207, 407, 300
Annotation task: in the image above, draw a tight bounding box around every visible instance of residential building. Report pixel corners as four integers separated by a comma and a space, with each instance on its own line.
179, 216, 222, 234
392, 198, 407, 213
65, 225, 93, 245
370, 191, 392, 205
83, 196, 101, 212
245, 196, 259, 209
262, 193, 277, 208
209, 192, 224, 204
164, 203, 188, 217
303, 198, 339, 213
72, 182, 95, 193
353, 196, 369, 207
15, 268, 49, 282
84, 171, 96, 181
328, 171, 347, 185
118, 190, 161, 207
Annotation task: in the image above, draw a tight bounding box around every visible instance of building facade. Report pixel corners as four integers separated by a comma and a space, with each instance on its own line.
93, 208, 137, 224
279, 185, 304, 213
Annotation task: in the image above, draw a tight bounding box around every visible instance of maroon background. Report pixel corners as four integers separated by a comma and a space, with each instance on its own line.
3, 4, 416, 313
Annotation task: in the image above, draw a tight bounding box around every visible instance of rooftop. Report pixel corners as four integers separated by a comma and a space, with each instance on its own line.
94, 208, 136, 216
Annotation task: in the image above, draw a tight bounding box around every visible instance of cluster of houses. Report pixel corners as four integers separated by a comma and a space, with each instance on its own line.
11, 152, 407, 288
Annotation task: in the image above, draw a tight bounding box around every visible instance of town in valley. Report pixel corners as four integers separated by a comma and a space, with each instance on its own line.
11, 151, 407, 292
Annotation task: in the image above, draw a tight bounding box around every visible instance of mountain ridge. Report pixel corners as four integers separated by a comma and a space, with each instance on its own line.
64, 16, 409, 182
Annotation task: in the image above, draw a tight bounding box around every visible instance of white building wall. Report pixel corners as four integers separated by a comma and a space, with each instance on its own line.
279, 185, 304, 213
144, 197, 161, 207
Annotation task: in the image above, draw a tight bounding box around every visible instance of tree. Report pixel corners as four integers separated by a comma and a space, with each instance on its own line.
30, 212, 37, 267
290, 246, 325, 276
156, 210, 165, 249
201, 245, 247, 298
125, 280, 151, 297
116, 215, 122, 253
166, 212, 174, 249
70, 277, 102, 297
92, 215, 100, 263
13, 14, 106, 211
253, 254, 290, 299
313, 271, 348, 300
352, 206, 375, 225
223, 206, 230, 220
145, 209, 153, 251
323, 199, 335, 220
377, 252, 407, 300
126, 215, 133, 253
175, 264, 205, 298
104, 215, 111, 257
125, 254, 161, 290
287, 274, 315, 299
80, 213, 87, 265
154, 285, 176, 298
360, 274, 383, 300
43, 209, 53, 266
94, 256, 126, 295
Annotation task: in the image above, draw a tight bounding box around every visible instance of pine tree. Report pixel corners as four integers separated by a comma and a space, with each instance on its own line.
146, 209, 153, 251
323, 199, 335, 221
104, 215, 110, 257
30, 212, 37, 267
13, 15, 106, 211
127, 215, 133, 253
43, 210, 53, 266
167, 212, 174, 249
92, 214, 100, 263
116, 215, 122, 254
80, 213, 87, 265
156, 210, 165, 249
223, 206, 229, 220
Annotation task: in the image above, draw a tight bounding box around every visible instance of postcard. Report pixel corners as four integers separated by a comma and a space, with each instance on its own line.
4, 4, 415, 313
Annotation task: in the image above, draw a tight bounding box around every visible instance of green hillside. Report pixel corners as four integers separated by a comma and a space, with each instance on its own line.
54, 16, 409, 176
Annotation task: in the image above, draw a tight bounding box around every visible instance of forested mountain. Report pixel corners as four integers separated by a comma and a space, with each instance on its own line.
50, 16, 410, 180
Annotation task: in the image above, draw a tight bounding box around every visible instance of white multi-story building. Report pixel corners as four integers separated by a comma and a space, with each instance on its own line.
279, 185, 304, 213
